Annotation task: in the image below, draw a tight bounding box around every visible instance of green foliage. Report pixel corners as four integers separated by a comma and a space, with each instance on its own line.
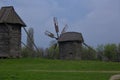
44, 40, 59, 59
104, 44, 117, 61
0, 71, 114, 80
81, 46, 96, 60
21, 42, 120, 62
45, 44, 59, 59
117, 44, 120, 61
96, 43, 120, 62
0, 58, 120, 80
21, 47, 43, 58
96, 45, 104, 60
21, 47, 31, 57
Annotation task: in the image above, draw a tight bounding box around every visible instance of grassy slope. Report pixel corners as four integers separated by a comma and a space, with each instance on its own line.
0, 58, 120, 80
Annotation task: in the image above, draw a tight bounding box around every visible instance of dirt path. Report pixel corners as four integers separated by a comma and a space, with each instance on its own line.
25, 70, 120, 73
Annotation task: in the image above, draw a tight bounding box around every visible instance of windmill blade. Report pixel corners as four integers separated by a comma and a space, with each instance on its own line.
53, 17, 59, 33
45, 31, 55, 38
61, 24, 68, 34
53, 17, 59, 38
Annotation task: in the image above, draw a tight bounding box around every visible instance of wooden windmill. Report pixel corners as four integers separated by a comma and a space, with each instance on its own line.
45, 17, 91, 60
0, 6, 26, 58
0, 6, 40, 58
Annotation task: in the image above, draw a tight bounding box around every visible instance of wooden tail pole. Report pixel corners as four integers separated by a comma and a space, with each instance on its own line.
23, 27, 40, 53
21, 41, 34, 51
83, 42, 95, 51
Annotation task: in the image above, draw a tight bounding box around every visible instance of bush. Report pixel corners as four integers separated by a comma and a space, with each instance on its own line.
21, 47, 44, 58
96, 43, 120, 62
81, 46, 96, 60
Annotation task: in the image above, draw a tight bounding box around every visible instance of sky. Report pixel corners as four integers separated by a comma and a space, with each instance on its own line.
0, 0, 120, 48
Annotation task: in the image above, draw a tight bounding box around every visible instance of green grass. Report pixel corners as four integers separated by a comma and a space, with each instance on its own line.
0, 58, 120, 80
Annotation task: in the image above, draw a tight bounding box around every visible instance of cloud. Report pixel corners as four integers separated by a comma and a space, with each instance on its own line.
0, 0, 120, 48
72, 0, 120, 46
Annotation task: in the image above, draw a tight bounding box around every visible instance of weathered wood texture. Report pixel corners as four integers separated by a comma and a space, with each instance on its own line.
0, 24, 21, 58
0, 24, 9, 57
9, 25, 21, 58
59, 41, 82, 60
0, 6, 26, 58
58, 32, 84, 60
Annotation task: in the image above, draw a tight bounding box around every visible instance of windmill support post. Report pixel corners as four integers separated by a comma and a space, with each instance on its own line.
5, 23, 40, 56
21, 41, 34, 51
23, 27, 40, 54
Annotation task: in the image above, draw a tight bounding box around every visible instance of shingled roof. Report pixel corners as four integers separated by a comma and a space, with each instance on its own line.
58, 32, 84, 42
0, 6, 26, 27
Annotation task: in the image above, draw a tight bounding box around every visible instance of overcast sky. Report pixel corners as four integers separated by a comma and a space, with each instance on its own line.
0, 0, 120, 48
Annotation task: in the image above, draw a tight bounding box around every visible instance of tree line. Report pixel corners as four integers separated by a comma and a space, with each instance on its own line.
96, 44, 120, 62
21, 28, 120, 62
21, 42, 120, 62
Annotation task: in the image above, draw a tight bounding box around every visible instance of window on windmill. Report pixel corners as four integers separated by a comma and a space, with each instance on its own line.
69, 52, 73, 55
12, 27, 18, 31
68, 52, 74, 58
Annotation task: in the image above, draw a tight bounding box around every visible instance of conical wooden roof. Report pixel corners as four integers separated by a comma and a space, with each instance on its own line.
58, 32, 84, 42
0, 6, 26, 27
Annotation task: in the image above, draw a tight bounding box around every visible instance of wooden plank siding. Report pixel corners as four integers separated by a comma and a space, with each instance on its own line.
0, 6, 26, 58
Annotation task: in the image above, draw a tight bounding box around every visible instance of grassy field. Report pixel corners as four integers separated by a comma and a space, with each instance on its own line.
0, 58, 120, 80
